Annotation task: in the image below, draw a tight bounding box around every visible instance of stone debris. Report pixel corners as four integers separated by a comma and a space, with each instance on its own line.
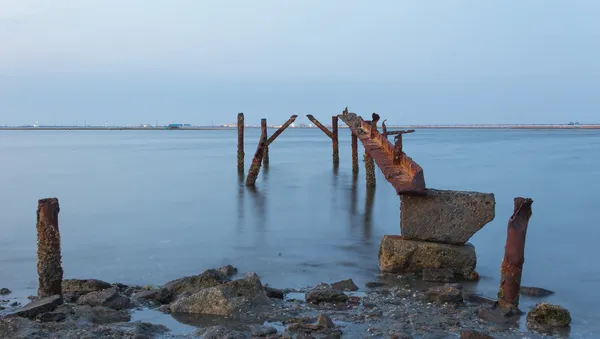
10, 295, 63, 319
305, 283, 348, 304
378, 235, 477, 280
0, 288, 11, 296
400, 189, 495, 245
526, 303, 571, 328
76, 287, 130, 310
425, 284, 464, 303
330, 278, 359, 292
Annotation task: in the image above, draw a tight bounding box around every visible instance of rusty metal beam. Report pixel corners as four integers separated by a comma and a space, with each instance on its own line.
382, 120, 388, 138
498, 197, 534, 312
262, 119, 269, 167
267, 115, 298, 145
351, 131, 358, 174
246, 119, 268, 186
37, 198, 63, 297
387, 129, 415, 136
306, 115, 333, 139
337, 112, 426, 195
237, 113, 244, 172
332, 116, 339, 165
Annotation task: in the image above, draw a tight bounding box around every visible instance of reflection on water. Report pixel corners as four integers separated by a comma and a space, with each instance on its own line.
363, 186, 375, 240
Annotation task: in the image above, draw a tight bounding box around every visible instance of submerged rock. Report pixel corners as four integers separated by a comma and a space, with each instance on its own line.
521, 286, 555, 297
10, 295, 63, 319
305, 283, 348, 304
400, 189, 495, 244
196, 325, 251, 339
330, 279, 359, 292
76, 287, 130, 310
169, 273, 272, 316
157, 269, 230, 304
71, 305, 132, 324
250, 324, 278, 336
378, 235, 477, 280
526, 303, 571, 328
0, 288, 11, 295
422, 268, 455, 283
425, 284, 463, 303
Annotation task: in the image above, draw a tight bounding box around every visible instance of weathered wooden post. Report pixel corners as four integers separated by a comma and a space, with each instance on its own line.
332, 116, 339, 166
498, 197, 534, 312
237, 113, 244, 172
37, 198, 63, 297
246, 119, 268, 186
262, 119, 269, 167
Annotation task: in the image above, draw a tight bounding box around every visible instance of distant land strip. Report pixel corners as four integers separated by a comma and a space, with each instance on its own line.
1, 124, 600, 131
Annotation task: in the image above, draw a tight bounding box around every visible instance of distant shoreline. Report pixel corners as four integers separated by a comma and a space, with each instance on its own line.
1, 125, 600, 131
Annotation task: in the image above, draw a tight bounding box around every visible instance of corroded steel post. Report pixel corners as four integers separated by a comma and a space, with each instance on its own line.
332, 116, 339, 166
381, 120, 388, 138
365, 152, 376, 187
498, 197, 534, 312
387, 129, 415, 136
306, 115, 334, 139
262, 119, 269, 167
246, 119, 268, 186
37, 198, 63, 297
351, 132, 358, 174
267, 115, 298, 145
237, 113, 244, 172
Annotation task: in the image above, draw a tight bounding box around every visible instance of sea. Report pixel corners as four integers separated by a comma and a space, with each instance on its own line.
1, 128, 599, 337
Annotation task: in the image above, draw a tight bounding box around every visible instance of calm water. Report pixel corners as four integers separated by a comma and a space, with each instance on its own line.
1, 128, 599, 337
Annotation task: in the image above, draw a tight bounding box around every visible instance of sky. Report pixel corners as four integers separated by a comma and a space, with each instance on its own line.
1, 0, 599, 126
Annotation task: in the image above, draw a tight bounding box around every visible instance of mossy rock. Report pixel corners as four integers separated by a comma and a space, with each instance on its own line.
526, 303, 571, 328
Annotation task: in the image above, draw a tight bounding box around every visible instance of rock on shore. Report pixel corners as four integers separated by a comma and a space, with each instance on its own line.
378, 235, 477, 280
400, 189, 495, 245
169, 273, 273, 315
526, 303, 571, 329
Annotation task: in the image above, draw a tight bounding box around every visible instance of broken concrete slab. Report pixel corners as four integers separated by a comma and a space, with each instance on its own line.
378, 235, 477, 280
10, 295, 63, 319
400, 189, 495, 245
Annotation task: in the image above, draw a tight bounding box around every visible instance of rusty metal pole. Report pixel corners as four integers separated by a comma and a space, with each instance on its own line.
365, 114, 378, 187
351, 132, 358, 174
246, 119, 268, 186
267, 115, 298, 146
237, 113, 244, 172
262, 119, 269, 167
37, 198, 63, 297
332, 116, 339, 166
498, 197, 534, 312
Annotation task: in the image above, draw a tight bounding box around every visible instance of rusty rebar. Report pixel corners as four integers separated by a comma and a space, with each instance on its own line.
262, 119, 269, 167
237, 113, 244, 172
332, 116, 339, 166
306, 115, 333, 139
267, 115, 298, 145
387, 129, 415, 136
37, 198, 63, 297
351, 131, 359, 174
498, 197, 534, 312
246, 119, 268, 186
382, 120, 388, 138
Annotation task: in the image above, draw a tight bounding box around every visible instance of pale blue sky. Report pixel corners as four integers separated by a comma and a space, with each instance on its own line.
1, 0, 598, 125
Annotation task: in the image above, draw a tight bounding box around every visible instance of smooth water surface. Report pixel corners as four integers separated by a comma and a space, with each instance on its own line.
1, 128, 599, 337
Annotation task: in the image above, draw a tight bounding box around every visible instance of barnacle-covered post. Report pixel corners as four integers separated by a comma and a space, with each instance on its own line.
332, 116, 339, 166
262, 119, 269, 167
246, 119, 268, 186
237, 113, 244, 172
37, 198, 63, 297
498, 197, 534, 312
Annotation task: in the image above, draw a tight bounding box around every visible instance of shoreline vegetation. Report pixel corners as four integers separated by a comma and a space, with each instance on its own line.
1, 124, 600, 131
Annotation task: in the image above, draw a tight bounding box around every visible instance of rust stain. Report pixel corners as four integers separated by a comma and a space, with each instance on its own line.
338, 112, 426, 195
497, 197, 533, 312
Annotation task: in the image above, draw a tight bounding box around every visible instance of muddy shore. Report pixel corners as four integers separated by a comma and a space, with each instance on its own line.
0, 266, 570, 339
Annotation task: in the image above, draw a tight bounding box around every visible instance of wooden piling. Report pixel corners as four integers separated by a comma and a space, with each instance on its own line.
237, 113, 244, 172
246, 119, 268, 186
498, 197, 534, 312
37, 198, 63, 297
262, 119, 269, 167
351, 132, 359, 174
